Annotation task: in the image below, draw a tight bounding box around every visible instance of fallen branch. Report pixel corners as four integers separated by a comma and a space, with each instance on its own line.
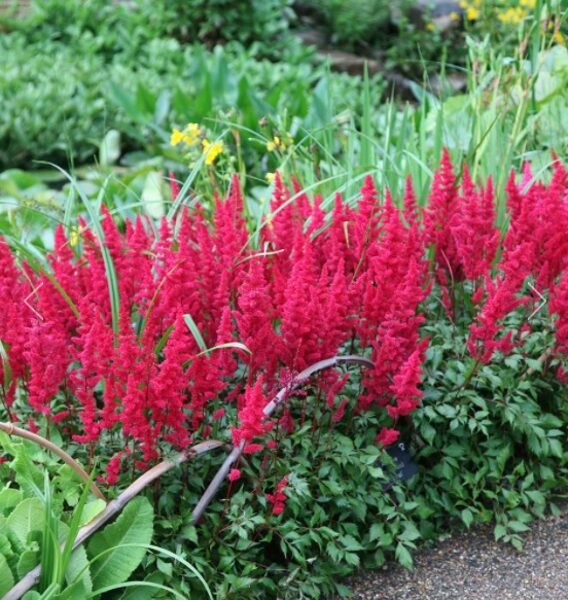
3, 439, 225, 600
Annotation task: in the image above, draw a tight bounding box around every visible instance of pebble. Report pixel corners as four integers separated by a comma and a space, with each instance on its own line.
337, 506, 568, 599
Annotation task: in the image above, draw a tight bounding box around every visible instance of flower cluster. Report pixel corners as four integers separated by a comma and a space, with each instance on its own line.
1, 153, 567, 486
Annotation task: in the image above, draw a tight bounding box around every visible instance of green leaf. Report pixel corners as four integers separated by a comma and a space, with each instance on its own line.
80, 499, 106, 527
0, 553, 15, 597
87, 496, 154, 589
6, 498, 45, 545
65, 545, 92, 593
461, 509, 473, 529
508, 520, 530, 533
183, 314, 207, 353
99, 129, 121, 166
395, 542, 413, 570
17, 549, 39, 578
141, 171, 165, 220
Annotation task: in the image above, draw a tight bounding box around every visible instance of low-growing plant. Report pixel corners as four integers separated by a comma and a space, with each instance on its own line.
1, 153, 567, 597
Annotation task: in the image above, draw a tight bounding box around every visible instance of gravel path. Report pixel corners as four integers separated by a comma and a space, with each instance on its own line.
341, 506, 568, 600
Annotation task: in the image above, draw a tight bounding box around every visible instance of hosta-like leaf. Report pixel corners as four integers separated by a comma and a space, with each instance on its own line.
65, 545, 93, 594
87, 496, 153, 589
6, 498, 45, 545
0, 553, 15, 596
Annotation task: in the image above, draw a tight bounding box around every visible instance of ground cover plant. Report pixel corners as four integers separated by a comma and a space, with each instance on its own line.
0, 152, 567, 597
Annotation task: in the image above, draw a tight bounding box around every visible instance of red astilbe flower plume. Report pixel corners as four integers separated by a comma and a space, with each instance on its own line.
423, 149, 463, 286
149, 313, 194, 449
266, 475, 289, 515
0, 239, 32, 402
375, 427, 400, 447
213, 175, 248, 279
231, 375, 269, 450
360, 255, 428, 410
353, 175, 382, 266
24, 319, 69, 414
451, 167, 499, 281
387, 346, 426, 418
235, 257, 280, 379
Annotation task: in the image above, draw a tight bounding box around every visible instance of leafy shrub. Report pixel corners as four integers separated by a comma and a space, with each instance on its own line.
2, 0, 297, 60
305, 0, 391, 48
0, 31, 382, 170
1, 154, 567, 596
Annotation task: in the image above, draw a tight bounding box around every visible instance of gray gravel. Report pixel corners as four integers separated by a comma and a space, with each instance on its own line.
340, 506, 568, 599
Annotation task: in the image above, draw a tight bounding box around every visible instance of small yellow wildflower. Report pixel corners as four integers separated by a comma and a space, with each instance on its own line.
265, 172, 275, 184
466, 6, 480, 20
426, 21, 435, 31
498, 7, 526, 25
202, 139, 224, 166
519, 0, 536, 8
182, 123, 201, 146
449, 11, 459, 22
69, 225, 81, 247
170, 123, 201, 147
170, 128, 185, 146
553, 30, 566, 46
266, 136, 284, 153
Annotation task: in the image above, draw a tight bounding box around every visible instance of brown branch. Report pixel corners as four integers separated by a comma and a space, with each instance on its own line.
0, 422, 106, 501
190, 354, 373, 525
3, 440, 226, 600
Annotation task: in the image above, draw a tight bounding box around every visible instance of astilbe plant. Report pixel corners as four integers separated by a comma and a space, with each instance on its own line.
1, 153, 568, 493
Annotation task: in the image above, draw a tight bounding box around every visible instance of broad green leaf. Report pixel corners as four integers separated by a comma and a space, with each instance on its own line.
0, 553, 14, 597
80, 499, 106, 527
17, 549, 38, 578
87, 496, 153, 589
141, 171, 165, 219
6, 498, 45, 545
100, 129, 121, 167
0, 487, 22, 515
65, 545, 93, 593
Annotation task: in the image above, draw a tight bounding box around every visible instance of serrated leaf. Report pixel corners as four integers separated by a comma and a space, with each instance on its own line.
65, 544, 93, 593
6, 498, 45, 545
395, 542, 413, 570
87, 496, 153, 589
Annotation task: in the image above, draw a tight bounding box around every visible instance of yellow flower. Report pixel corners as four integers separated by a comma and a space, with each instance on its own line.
498, 7, 526, 25
170, 123, 201, 147
466, 6, 480, 20
449, 11, 459, 22
553, 30, 565, 46
170, 128, 185, 146
202, 139, 224, 166
182, 123, 200, 146
69, 225, 82, 247
426, 21, 435, 31
519, 0, 536, 8
265, 172, 275, 184
266, 136, 284, 153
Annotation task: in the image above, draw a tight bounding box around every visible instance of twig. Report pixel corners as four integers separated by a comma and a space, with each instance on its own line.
3, 440, 225, 600
190, 355, 373, 525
